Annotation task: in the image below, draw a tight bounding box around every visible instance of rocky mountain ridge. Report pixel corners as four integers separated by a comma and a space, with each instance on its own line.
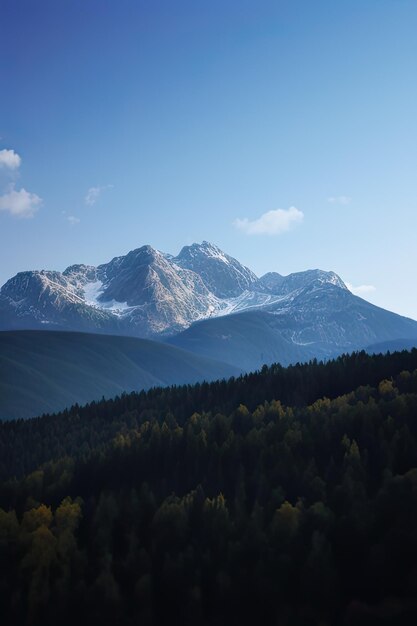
0, 242, 346, 337
1, 242, 417, 369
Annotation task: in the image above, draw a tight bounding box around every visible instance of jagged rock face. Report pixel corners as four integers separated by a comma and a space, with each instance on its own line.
175, 241, 258, 298
1, 242, 416, 355
1, 271, 81, 308
99, 246, 209, 303
0, 270, 117, 332
94, 246, 219, 335
63, 264, 98, 285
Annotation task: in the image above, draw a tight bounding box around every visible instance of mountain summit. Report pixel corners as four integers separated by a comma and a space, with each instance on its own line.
175, 241, 257, 298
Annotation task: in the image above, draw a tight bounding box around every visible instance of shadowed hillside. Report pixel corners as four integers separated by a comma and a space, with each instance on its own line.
0, 330, 240, 420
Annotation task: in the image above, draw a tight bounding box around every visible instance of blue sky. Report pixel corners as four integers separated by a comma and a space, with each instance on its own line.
1, 0, 416, 318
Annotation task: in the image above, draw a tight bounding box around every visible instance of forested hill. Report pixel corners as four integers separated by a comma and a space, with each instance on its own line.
1, 348, 417, 480
2, 349, 417, 625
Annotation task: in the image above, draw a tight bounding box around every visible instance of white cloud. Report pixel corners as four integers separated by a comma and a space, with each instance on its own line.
234, 206, 304, 235
346, 282, 376, 296
85, 184, 113, 206
327, 195, 351, 205
0, 185, 41, 218
0, 149, 21, 170
67, 215, 80, 225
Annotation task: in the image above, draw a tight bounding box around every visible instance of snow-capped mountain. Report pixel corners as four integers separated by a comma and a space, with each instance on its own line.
0, 245, 225, 336
1, 242, 417, 365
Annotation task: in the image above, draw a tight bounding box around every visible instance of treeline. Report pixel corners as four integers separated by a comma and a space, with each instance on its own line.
1, 351, 417, 625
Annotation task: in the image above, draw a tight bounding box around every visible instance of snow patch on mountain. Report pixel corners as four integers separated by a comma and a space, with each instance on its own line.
83, 280, 130, 315
83, 280, 104, 305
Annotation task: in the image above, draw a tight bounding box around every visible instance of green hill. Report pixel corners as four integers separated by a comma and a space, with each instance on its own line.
0, 330, 240, 420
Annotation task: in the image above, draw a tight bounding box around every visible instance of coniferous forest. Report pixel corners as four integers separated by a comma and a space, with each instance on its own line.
2, 350, 417, 625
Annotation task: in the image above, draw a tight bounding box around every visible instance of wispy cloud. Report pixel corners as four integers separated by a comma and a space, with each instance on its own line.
67, 215, 80, 226
0, 185, 42, 218
327, 195, 351, 205
346, 282, 376, 296
85, 184, 113, 206
0, 149, 21, 170
234, 206, 304, 235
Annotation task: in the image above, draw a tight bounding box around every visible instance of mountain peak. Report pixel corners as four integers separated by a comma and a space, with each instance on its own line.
103, 245, 164, 275
177, 241, 224, 259
175, 241, 257, 298
130, 244, 160, 258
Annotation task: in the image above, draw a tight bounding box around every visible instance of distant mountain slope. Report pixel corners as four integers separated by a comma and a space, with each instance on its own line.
0, 331, 240, 420
169, 289, 417, 370
365, 337, 417, 355
168, 310, 321, 370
